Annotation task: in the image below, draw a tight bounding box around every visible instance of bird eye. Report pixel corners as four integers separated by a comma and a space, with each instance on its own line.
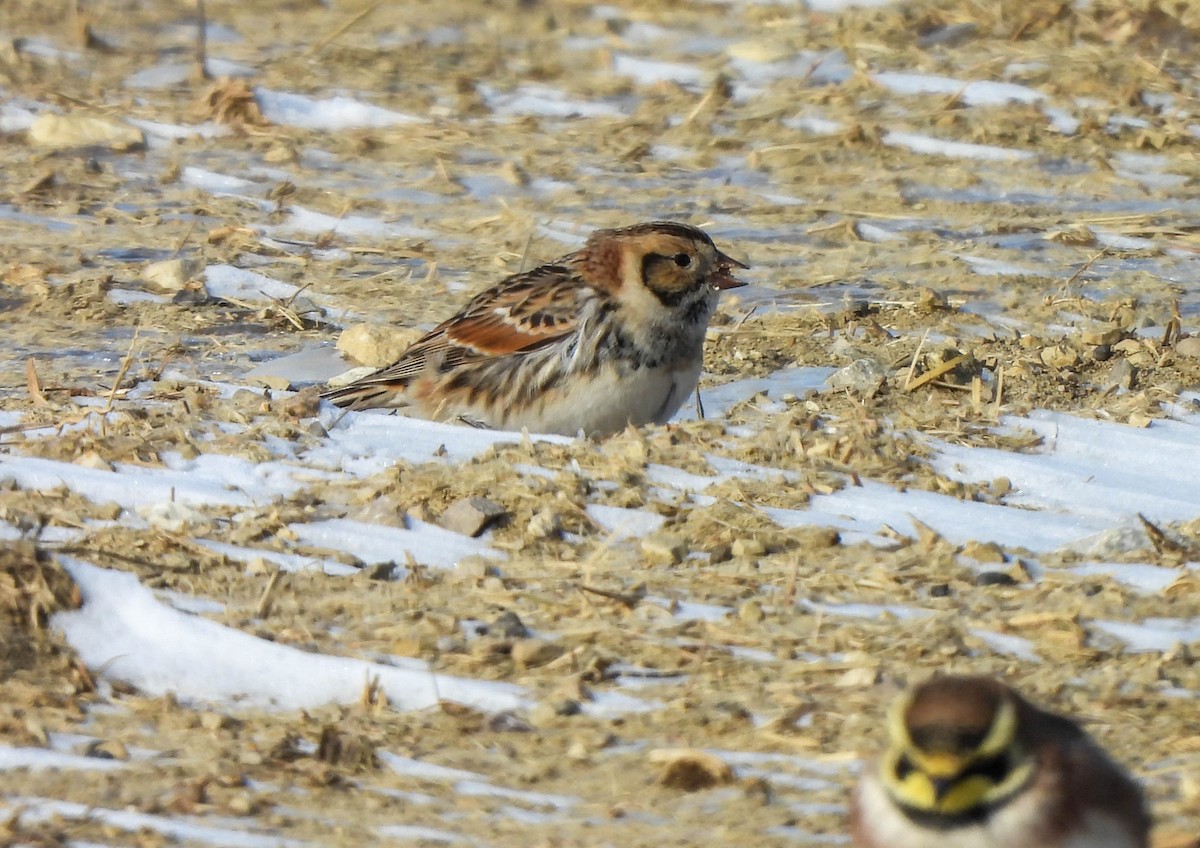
673, 253, 691, 267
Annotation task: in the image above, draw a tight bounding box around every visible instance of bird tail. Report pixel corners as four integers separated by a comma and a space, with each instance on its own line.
319, 379, 403, 410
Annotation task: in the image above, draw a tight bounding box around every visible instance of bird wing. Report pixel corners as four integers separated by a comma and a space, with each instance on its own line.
340, 262, 588, 388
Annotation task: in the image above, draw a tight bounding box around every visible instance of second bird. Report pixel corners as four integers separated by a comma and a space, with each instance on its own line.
321, 221, 747, 437
851, 675, 1150, 848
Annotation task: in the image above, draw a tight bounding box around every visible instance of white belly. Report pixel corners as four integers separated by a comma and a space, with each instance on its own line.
498, 361, 702, 437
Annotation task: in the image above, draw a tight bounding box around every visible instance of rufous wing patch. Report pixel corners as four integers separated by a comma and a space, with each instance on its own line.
445, 310, 570, 356
445, 278, 582, 353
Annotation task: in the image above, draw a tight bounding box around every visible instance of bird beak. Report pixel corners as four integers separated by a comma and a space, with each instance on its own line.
929, 776, 962, 806
711, 249, 749, 290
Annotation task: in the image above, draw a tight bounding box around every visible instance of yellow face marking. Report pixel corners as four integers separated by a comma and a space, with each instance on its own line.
885, 753, 1037, 815
976, 699, 1017, 757
908, 750, 967, 779
881, 687, 1034, 816
886, 762, 995, 814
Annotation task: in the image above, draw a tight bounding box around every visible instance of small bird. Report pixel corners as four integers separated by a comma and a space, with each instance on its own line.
851, 675, 1150, 848
321, 221, 747, 436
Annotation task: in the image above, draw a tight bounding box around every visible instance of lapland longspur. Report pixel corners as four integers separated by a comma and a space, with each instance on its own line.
851, 675, 1150, 848
322, 221, 747, 436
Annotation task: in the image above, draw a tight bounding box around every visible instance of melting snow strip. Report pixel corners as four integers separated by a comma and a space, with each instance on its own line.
53, 558, 528, 713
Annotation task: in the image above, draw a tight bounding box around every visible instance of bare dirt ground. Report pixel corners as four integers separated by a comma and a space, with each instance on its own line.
2, 0, 1200, 845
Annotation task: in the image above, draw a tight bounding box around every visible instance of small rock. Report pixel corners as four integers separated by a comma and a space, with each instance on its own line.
836, 665, 879, 687
650, 748, 734, 792
336, 323, 421, 367
303, 420, 328, 438
143, 258, 205, 293
916, 287, 948, 310
1089, 344, 1112, 362
1066, 525, 1149, 558
86, 739, 129, 761
481, 575, 505, 593
488, 711, 534, 733
961, 540, 1006, 563
529, 697, 581, 727
324, 365, 376, 389
526, 508, 562, 540
511, 638, 563, 670
407, 502, 436, 523
800, 527, 841, 548
1104, 358, 1136, 392
227, 793, 255, 815
263, 141, 298, 163
199, 712, 228, 731
528, 701, 558, 727
28, 112, 144, 150
731, 538, 766, 558
826, 357, 888, 395
1045, 224, 1096, 245
172, 285, 211, 307
641, 532, 687, 565
1080, 325, 1123, 346
73, 450, 113, 471
230, 388, 265, 406
280, 388, 321, 420
1175, 336, 1200, 358
94, 502, 123, 521
707, 542, 732, 563
245, 557, 272, 577
974, 571, 1017, 587
1112, 338, 1145, 356
726, 39, 792, 63
1040, 344, 1079, 368
1111, 304, 1137, 330
451, 556, 491, 582
491, 611, 530, 639
439, 496, 506, 537
737, 600, 764, 624
828, 336, 857, 358
367, 562, 397, 580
